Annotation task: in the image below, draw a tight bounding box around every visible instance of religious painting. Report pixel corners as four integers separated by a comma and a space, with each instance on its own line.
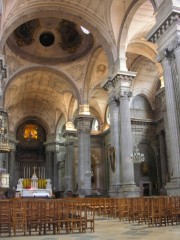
96, 64, 106, 77
108, 145, 116, 173
142, 162, 150, 176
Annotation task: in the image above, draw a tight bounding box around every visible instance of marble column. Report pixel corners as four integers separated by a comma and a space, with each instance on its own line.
113, 72, 140, 197
103, 81, 121, 197
158, 52, 180, 195
74, 115, 94, 196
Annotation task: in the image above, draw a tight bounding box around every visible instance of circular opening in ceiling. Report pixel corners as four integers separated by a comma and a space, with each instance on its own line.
39, 32, 55, 47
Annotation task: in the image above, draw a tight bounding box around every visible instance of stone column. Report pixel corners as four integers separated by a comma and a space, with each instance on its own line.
159, 131, 168, 194
173, 41, 180, 126
45, 151, 53, 179
58, 160, 65, 192
103, 81, 121, 197
74, 115, 94, 196
94, 159, 100, 190
53, 150, 60, 191
147, 3, 180, 195
9, 149, 17, 188
113, 72, 140, 197
158, 52, 180, 195
64, 140, 74, 193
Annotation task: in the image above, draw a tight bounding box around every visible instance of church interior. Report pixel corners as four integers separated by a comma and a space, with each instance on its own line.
0, 0, 180, 239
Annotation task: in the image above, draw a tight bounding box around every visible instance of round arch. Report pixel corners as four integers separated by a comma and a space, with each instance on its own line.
117, 0, 156, 71
3, 65, 82, 106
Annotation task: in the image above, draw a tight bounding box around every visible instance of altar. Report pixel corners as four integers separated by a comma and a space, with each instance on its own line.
21, 189, 51, 198
16, 166, 52, 198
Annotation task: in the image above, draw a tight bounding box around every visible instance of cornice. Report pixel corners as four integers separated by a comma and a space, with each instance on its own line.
131, 119, 156, 126
148, 12, 180, 44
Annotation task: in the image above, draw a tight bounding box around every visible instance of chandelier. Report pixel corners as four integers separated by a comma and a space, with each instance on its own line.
84, 170, 93, 177
0, 110, 11, 152
131, 143, 145, 163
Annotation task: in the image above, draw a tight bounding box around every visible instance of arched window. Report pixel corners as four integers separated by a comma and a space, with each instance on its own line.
92, 119, 99, 131
105, 105, 110, 124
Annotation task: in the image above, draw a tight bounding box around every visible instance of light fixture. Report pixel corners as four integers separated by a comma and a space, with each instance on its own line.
0, 110, 11, 152
131, 143, 145, 163
131, 98, 145, 163
84, 170, 93, 177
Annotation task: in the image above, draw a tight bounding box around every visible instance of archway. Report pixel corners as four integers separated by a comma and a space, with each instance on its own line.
16, 121, 46, 185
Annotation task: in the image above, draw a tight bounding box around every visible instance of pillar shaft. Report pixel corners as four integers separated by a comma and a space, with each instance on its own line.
112, 72, 140, 197
119, 92, 135, 185
74, 115, 93, 196
159, 131, 168, 192
161, 56, 180, 179
65, 141, 74, 192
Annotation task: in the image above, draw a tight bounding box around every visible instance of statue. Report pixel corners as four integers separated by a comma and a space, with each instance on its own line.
108, 145, 116, 173
17, 178, 23, 190
46, 179, 52, 190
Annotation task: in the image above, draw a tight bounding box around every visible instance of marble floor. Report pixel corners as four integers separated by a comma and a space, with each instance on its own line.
1, 216, 180, 240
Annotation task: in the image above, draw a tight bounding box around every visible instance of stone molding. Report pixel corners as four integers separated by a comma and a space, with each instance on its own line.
102, 79, 113, 91
74, 115, 94, 133
131, 119, 156, 126
148, 12, 180, 44
112, 73, 135, 87
102, 72, 136, 91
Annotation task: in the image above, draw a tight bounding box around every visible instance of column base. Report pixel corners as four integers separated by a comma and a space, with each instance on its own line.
119, 184, 140, 198
109, 184, 140, 198
78, 188, 92, 197
165, 179, 180, 196
109, 185, 121, 198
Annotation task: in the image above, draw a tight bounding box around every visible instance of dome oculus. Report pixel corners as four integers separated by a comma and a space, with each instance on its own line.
39, 32, 55, 47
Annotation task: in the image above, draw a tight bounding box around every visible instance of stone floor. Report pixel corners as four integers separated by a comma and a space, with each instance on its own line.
1, 216, 180, 240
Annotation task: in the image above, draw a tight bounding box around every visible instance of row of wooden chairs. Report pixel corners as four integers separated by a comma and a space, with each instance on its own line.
66, 196, 180, 227
0, 199, 95, 237
0, 196, 179, 236
80, 196, 180, 227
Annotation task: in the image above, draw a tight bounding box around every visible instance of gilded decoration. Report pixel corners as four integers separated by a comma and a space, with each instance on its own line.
16, 122, 46, 163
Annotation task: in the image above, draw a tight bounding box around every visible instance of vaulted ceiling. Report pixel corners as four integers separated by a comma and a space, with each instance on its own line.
0, 0, 160, 136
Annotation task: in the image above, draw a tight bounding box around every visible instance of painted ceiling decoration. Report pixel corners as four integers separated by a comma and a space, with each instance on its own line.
58, 19, 82, 53
8, 17, 94, 64
14, 19, 40, 47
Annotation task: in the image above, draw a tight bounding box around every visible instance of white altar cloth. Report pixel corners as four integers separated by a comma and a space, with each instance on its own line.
20, 189, 52, 198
